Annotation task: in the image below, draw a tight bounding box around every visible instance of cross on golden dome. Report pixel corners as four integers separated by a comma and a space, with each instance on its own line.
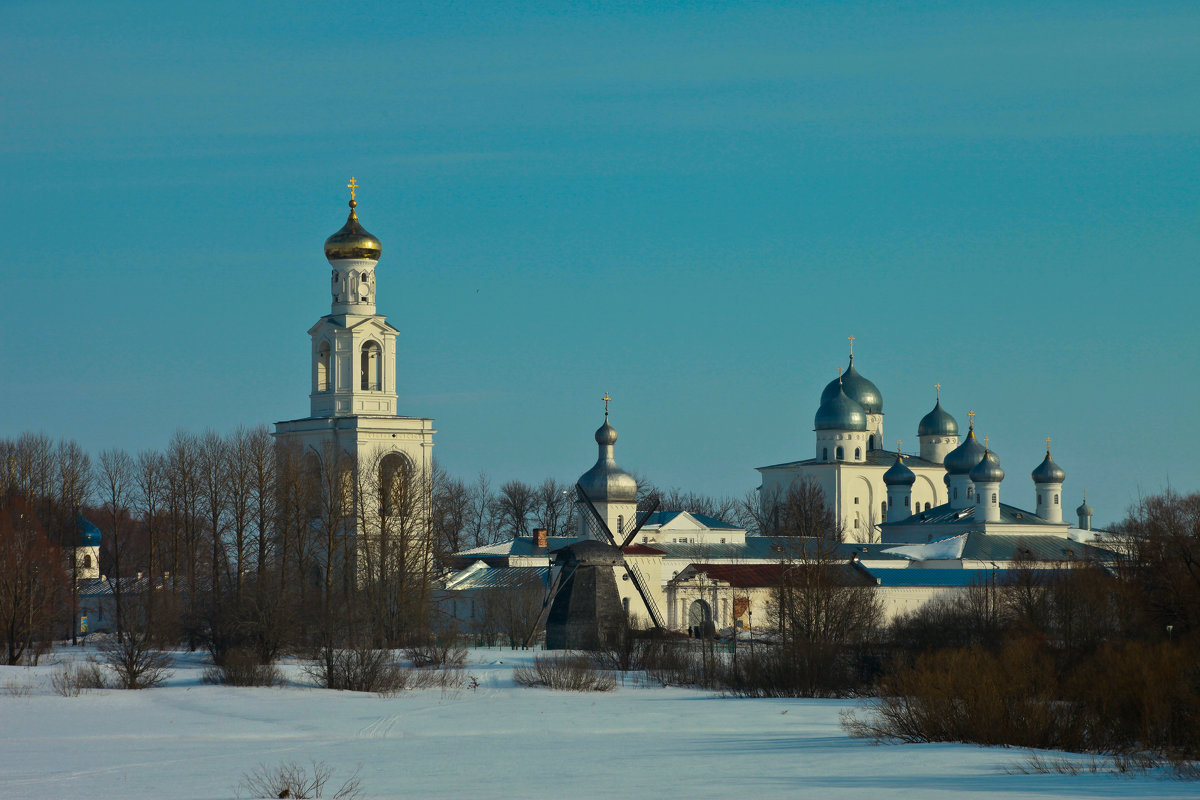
602, 392, 612, 417
896, 439, 903, 454
347, 177, 359, 202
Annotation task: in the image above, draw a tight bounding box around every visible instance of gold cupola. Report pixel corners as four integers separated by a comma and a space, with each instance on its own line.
324, 177, 382, 262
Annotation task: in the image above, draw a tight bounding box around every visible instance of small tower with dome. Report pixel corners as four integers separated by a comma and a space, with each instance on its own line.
969, 442, 1005, 523
1031, 439, 1067, 523
1076, 493, 1094, 531
883, 444, 916, 523
819, 337, 884, 450
917, 385, 959, 464
943, 411, 987, 509
576, 394, 639, 539
814, 372, 869, 463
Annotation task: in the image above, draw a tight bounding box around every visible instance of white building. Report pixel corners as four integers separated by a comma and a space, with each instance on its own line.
274, 181, 436, 570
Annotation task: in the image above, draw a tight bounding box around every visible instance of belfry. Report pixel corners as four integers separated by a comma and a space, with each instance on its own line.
274, 180, 436, 569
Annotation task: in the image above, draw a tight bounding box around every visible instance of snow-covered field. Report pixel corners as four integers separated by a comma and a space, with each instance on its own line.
0, 645, 1193, 800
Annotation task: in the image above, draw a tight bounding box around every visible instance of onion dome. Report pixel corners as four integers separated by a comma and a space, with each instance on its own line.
324, 188, 381, 261
820, 356, 883, 415
1076, 497, 1094, 517
918, 399, 958, 437
1031, 447, 1066, 484
814, 379, 868, 431
969, 449, 1005, 483
883, 452, 916, 486
75, 515, 102, 548
578, 413, 638, 503
944, 425, 986, 475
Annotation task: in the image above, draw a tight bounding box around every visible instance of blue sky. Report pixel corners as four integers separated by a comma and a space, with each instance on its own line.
2, 1, 1198, 524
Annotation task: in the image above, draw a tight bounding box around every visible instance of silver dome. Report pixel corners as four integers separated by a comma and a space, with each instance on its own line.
883, 453, 916, 486
944, 427, 986, 475
918, 399, 959, 437
814, 382, 868, 431
820, 358, 883, 415
577, 416, 638, 504
1076, 499, 1094, 517
1031, 450, 1066, 484
969, 449, 1005, 483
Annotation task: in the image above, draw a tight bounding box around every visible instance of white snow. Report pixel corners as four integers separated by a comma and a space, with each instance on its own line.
882, 534, 968, 562
0, 645, 1192, 800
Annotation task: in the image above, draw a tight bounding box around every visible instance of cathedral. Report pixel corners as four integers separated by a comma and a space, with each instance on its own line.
758, 340, 1086, 545
274, 181, 436, 566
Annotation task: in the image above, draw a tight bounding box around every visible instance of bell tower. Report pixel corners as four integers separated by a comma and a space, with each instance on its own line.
275, 180, 436, 570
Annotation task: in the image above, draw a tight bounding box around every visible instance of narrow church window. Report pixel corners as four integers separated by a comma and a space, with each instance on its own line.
881, 502, 887, 518
854, 496, 859, 504
623, 597, 631, 617
1054, 494, 1059, 505
924, 502, 931, 511
854, 447, 862, 460
1037, 493, 1042, 506
361, 341, 382, 390
953, 487, 958, 499
836, 446, 844, 460
317, 342, 331, 391
991, 493, 997, 504
618, 515, 624, 535
822, 447, 829, 461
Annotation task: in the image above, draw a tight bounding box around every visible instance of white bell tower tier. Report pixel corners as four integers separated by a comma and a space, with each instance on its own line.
275, 180, 436, 554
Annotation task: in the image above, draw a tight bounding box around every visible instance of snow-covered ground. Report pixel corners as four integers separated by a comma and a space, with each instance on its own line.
0, 645, 1193, 800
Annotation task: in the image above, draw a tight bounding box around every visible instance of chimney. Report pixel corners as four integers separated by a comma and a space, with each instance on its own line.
533, 528, 548, 548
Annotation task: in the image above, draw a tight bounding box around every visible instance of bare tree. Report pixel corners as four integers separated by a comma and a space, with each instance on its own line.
496, 480, 535, 538
97, 448, 134, 638
0, 497, 67, 664
56, 439, 91, 644
134, 450, 165, 629
463, 473, 500, 547
533, 479, 573, 537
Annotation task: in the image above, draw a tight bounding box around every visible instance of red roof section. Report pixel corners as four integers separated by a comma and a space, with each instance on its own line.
685, 563, 786, 588
622, 543, 667, 555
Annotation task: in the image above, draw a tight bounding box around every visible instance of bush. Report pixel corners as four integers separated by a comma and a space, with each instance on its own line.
100, 633, 173, 690
304, 646, 407, 694
203, 647, 283, 687
404, 639, 467, 670
51, 661, 107, 696
238, 759, 362, 799
512, 655, 616, 691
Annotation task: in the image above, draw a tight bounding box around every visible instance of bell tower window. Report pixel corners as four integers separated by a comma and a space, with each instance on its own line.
361, 341, 382, 390
835, 446, 844, 460
317, 342, 331, 392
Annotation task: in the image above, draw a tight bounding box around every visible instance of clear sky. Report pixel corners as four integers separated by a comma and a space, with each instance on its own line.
2, 1, 1197, 525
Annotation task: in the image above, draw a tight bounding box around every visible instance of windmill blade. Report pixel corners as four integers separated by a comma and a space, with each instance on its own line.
620, 498, 660, 548
523, 563, 576, 648
623, 561, 665, 629
575, 482, 617, 545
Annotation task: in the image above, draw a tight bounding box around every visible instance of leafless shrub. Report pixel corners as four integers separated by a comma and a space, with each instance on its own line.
512, 654, 616, 691
51, 661, 108, 696
203, 647, 284, 687
304, 646, 407, 694
100, 632, 173, 690
404, 640, 467, 669
3, 680, 33, 697
237, 759, 362, 799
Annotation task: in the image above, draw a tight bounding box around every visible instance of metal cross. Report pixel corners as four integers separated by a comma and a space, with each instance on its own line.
935, 382, 941, 398
347, 177, 359, 201
848, 335, 855, 357
1045, 436, 1052, 452
602, 392, 612, 416
968, 409, 976, 428
897, 439, 903, 454
984, 435, 990, 450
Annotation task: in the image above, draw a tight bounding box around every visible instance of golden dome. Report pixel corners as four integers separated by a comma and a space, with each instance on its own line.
324, 195, 381, 261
